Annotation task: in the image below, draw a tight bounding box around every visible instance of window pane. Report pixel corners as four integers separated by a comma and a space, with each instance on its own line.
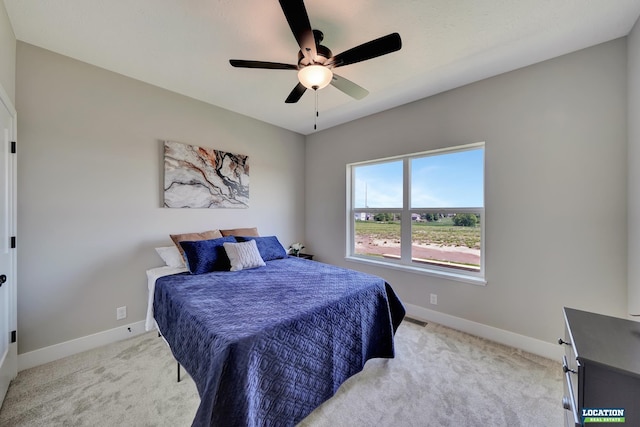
354, 160, 403, 208
354, 213, 401, 260
411, 148, 483, 208
411, 212, 481, 271
348, 143, 485, 280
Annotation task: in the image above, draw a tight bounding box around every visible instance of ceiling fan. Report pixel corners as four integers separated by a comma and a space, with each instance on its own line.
229, 0, 402, 104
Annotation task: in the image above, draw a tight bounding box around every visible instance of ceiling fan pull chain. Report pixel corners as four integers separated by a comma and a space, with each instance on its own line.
314, 89, 318, 130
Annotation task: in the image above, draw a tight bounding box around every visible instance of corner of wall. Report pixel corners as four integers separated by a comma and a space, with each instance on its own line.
628, 15, 640, 315
0, 1, 16, 104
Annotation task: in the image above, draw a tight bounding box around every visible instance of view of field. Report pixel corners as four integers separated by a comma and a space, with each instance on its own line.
354, 216, 481, 270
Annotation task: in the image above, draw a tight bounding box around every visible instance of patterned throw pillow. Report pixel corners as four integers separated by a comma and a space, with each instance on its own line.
223, 240, 266, 271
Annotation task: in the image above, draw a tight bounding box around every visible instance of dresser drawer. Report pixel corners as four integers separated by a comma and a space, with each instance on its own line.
560, 326, 579, 416
562, 355, 580, 427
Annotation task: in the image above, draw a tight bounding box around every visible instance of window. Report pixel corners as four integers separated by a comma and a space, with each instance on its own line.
347, 143, 485, 284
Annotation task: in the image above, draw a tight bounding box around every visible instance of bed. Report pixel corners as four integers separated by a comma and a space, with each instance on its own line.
148, 254, 404, 427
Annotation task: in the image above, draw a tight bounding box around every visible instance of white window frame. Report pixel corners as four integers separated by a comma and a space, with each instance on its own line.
346, 142, 486, 285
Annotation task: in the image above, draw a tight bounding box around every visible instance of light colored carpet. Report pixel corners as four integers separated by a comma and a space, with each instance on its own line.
0, 321, 563, 426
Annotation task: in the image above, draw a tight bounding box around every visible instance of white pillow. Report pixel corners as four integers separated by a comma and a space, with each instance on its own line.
223, 240, 266, 271
155, 246, 185, 268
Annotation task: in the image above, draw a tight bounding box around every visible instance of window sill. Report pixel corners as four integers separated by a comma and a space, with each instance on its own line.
345, 255, 487, 286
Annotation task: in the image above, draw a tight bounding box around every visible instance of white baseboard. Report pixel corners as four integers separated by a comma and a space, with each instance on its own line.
17, 307, 562, 371
404, 303, 563, 361
18, 320, 148, 372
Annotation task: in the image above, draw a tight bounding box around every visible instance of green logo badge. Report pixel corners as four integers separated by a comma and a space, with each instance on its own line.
582, 408, 625, 424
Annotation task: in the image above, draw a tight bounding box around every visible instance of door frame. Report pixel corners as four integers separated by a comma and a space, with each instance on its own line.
0, 82, 17, 407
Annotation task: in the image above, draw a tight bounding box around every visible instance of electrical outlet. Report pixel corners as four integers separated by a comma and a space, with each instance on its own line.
116, 306, 127, 320
430, 294, 438, 305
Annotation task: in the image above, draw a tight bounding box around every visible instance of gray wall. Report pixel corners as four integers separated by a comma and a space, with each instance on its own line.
16, 42, 305, 354
628, 17, 640, 315
305, 39, 628, 344
0, 2, 15, 103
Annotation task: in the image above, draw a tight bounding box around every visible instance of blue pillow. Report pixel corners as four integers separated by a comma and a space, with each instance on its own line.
235, 236, 287, 261
179, 236, 237, 274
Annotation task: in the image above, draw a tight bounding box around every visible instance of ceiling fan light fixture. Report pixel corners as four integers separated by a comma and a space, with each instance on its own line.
298, 65, 333, 90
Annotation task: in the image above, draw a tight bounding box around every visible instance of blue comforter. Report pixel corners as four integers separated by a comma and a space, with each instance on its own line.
154, 257, 405, 426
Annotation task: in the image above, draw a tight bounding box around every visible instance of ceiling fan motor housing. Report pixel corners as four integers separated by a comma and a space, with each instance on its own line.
298, 33, 332, 67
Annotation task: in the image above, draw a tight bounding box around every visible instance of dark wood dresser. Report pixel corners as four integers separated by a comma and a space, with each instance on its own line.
560, 307, 640, 427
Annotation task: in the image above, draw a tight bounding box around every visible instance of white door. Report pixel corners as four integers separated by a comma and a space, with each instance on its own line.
0, 86, 17, 407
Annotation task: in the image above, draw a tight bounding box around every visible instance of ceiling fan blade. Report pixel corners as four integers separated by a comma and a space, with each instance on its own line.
330, 74, 369, 100
329, 33, 402, 68
285, 82, 307, 103
279, 0, 317, 62
229, 60, 298, 70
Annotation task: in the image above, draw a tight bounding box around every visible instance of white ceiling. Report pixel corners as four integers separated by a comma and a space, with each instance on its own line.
5, 0, 640, 135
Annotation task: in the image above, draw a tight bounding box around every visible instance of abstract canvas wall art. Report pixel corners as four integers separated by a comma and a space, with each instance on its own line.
164, 140, 249, 208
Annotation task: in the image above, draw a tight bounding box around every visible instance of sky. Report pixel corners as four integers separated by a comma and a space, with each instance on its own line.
353, 147, 484, 209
